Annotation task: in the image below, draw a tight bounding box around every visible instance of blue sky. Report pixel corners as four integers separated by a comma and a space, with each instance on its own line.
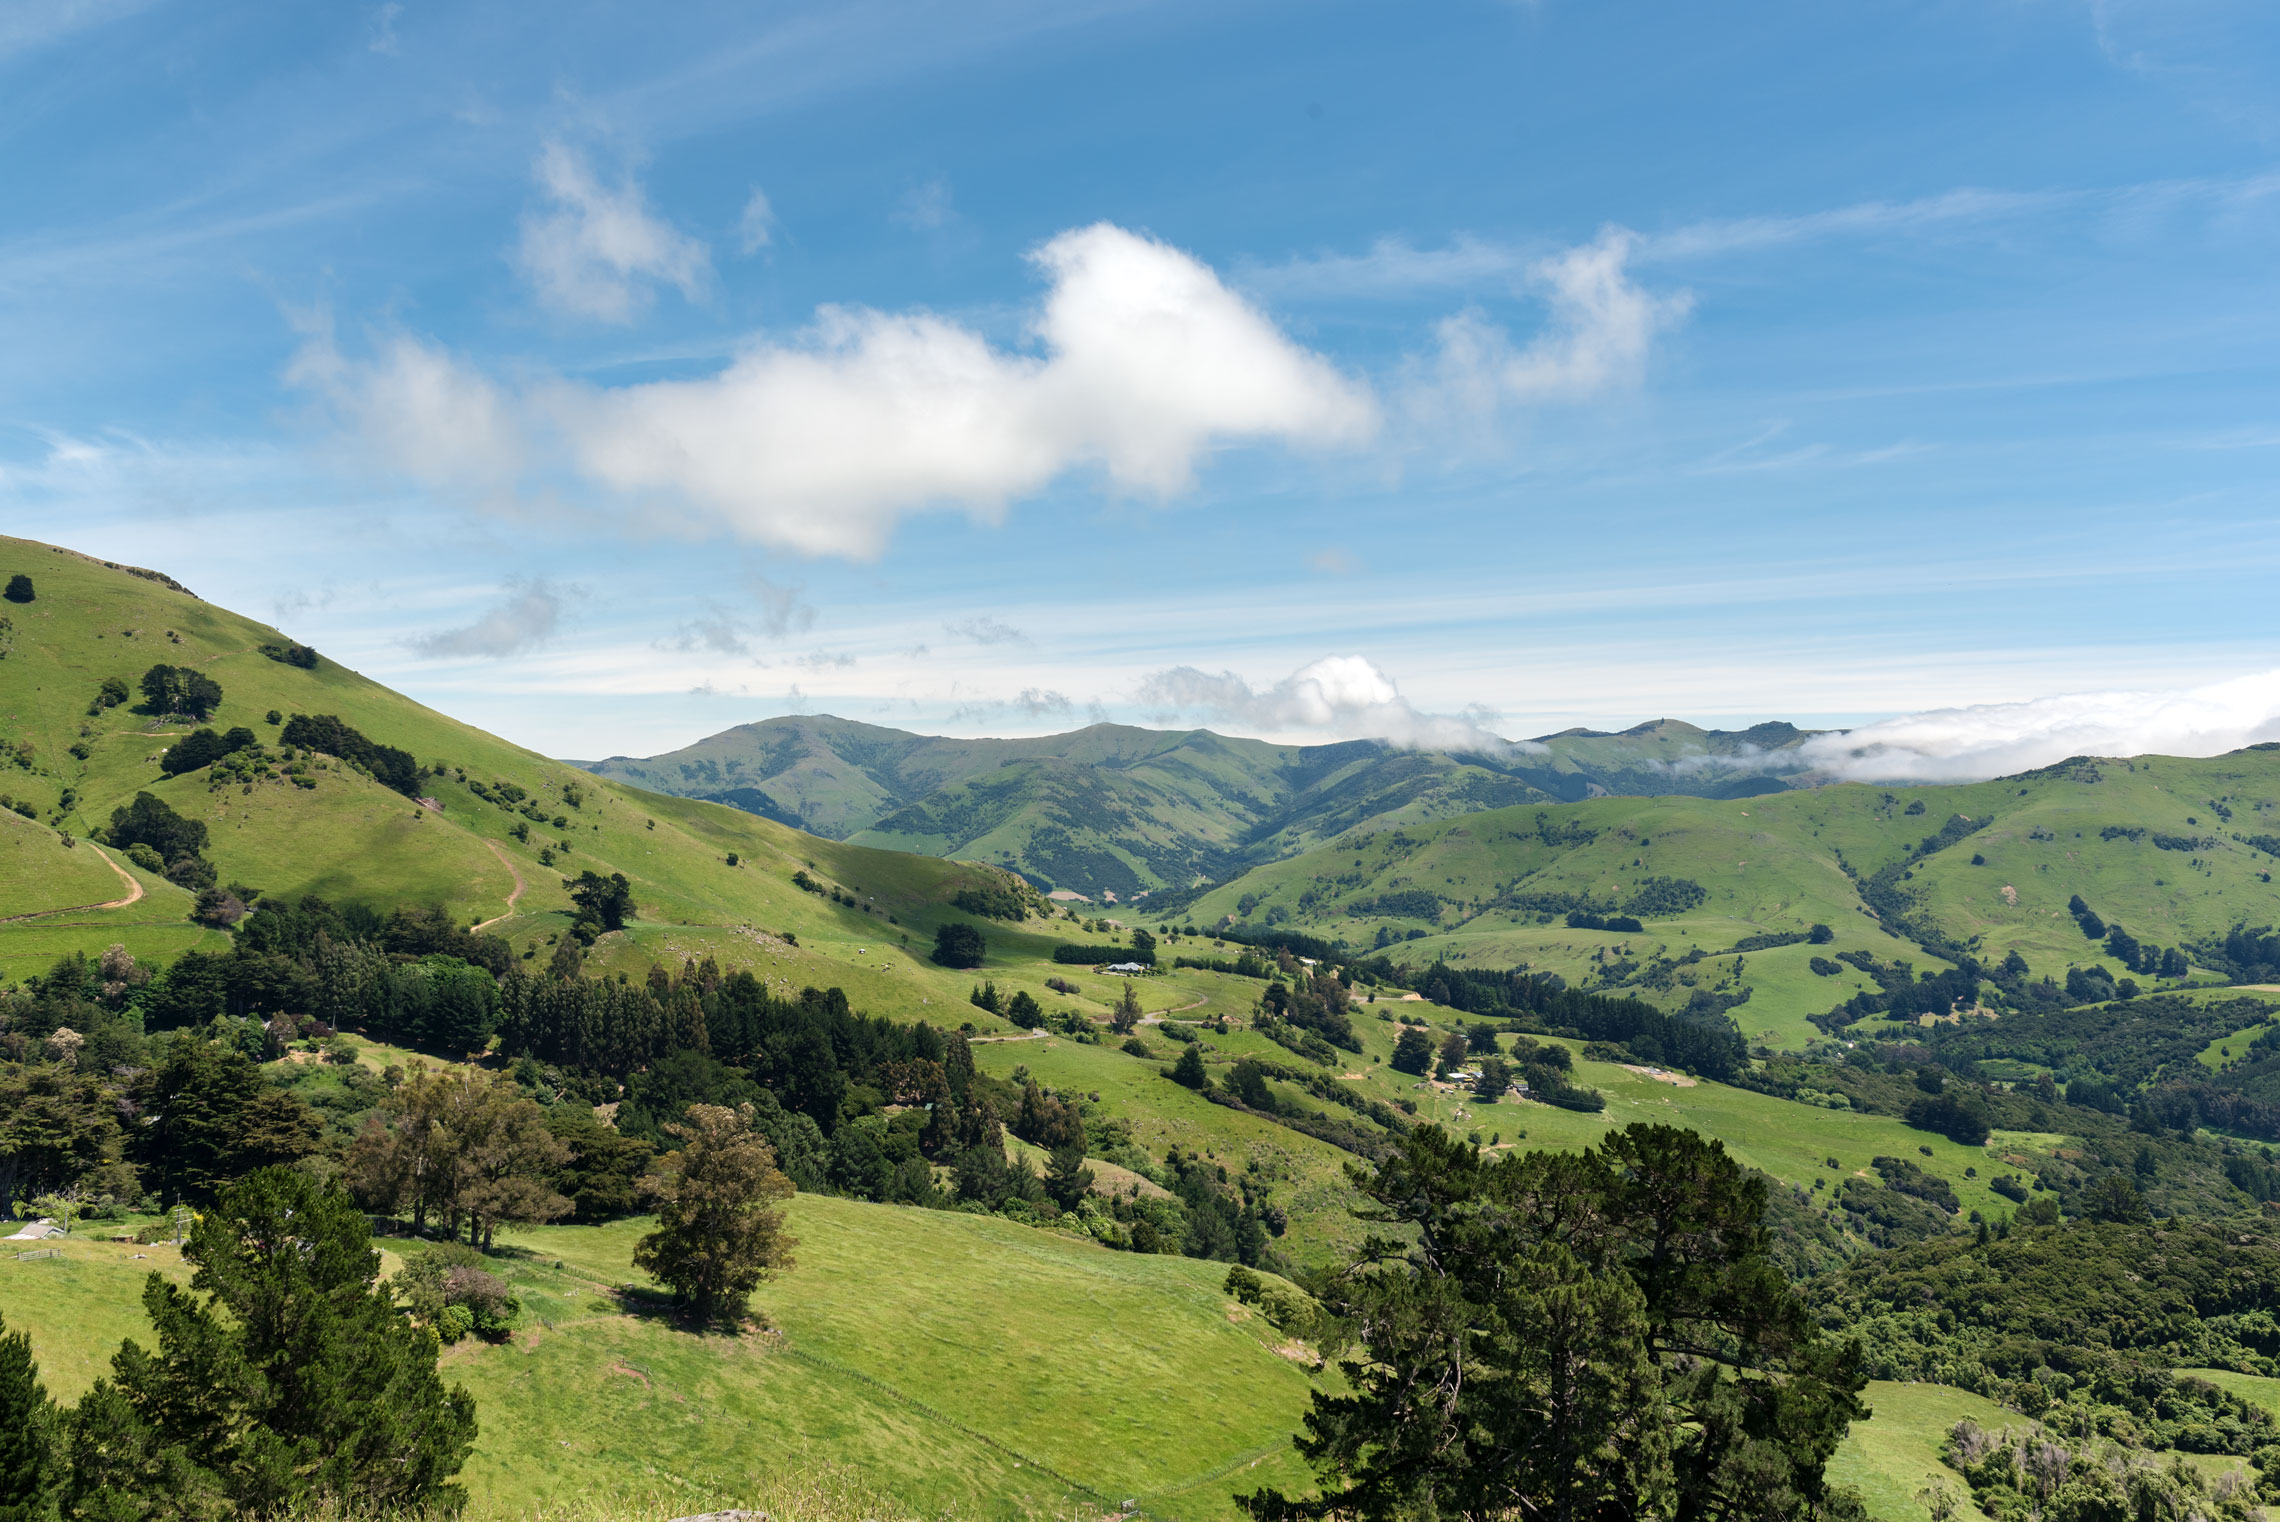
5, 0, 2280, 772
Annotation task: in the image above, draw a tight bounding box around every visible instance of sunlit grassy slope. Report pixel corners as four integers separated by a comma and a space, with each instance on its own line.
0, 537, 1073, 1017
1187, 755, 2280, 1049
0, 1194, 1318, 1522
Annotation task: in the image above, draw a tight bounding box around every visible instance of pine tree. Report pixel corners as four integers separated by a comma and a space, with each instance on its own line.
0, 1308, 56, 1522
1171, 1044, 1211, 1090
61, 1168, 476, 1519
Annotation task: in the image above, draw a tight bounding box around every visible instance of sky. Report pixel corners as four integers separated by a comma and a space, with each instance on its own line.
4, 0, 2280, 775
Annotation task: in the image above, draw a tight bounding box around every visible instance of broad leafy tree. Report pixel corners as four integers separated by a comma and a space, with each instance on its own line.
634, 1103, 798, 1326
61, 1168, 477, 1518
931, 922, 986, 969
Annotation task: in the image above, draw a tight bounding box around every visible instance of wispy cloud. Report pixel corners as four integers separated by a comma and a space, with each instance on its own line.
411, 579, 576, 658
892, 177, 955, 231
1406, 228, 1688, 419
737, 188, 778, 254
946, 615, 1030, 646
1801, 666, 2280, 781
515, 142, 710, 323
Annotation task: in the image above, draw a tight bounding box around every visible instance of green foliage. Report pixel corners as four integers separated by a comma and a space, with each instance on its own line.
566, 868, 634, 932
257, 640, 319, 669
103, 791, 206, 868
634, 1102, 799, 1326
60, 1167, 476, 1518
1245, 1123, 1867, 1522
1945, 1420, 2257, 1521
950, 877, 1030, 920
130, 1036, 324, 1204
2, 574, 33, 604
0, 1307, 58, 1522
136, 663, 221, 720
1170, 1044, 1210, 1090
278, 712, 421, 798
930, 922, 985, 969
1817, 1215, 2280, 1453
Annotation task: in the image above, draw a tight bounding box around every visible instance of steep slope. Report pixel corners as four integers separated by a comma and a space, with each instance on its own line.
0, 536, 1025, 1012
581, 714, 1822, 897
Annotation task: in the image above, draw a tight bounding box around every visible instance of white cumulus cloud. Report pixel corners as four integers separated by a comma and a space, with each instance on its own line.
304, 223, 1373, 559
516, 143, 709, 322
1136, 655, 1518, 752
1801, 668, 2280, 782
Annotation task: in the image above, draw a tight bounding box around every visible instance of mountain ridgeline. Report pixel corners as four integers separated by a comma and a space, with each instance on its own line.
576, 714, 1820, 897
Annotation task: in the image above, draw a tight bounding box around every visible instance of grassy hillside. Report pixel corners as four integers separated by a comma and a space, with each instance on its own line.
577, 715, 1824, 899
1184, 754, 2280, 1049
0, 1193, 1320, 1521
0, 536, 1055, 1015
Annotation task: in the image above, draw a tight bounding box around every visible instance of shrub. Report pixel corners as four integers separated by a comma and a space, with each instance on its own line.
437, 1304, 473, 1343
3, 574, 32, 603
124, 842, 163, 873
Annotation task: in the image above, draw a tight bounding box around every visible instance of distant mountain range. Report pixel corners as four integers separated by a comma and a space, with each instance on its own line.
573, 714, 1822, 897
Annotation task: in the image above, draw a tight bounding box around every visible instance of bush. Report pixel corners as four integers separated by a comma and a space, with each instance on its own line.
1809, 956, 1843, 977
931, 923, 986, 969
3, 574, 32, 603
437, 1304, 473, 1343
125, 842, 163, 873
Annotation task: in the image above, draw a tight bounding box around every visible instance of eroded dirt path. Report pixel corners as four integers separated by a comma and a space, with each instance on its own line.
0, 844, 146, 924
471, 840, 526, 932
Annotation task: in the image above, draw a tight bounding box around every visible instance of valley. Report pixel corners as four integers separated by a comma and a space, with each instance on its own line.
5, 539, 2280, 1521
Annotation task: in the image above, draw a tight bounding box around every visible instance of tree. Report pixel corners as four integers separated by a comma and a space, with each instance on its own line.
131, 1036, 323, 1204
1111, 978, 1143, 1035
1170, 1044, 1211, 1090
136, 664, 222, 720
0, 1307, 57, 1522
1045, 1143, 1095, 1213
1245, 1123, 1867, 1522
61, 1168, 476, 1519
2, 574, 32, 604
0, 1062, 128, 1219
1472, 1056, 1513, 1103
104, 791, 207, 869
931, 922, 986, 969
567, 870, 634, 933
634, 1103, 798, 1326
1129, 927, 1158, 966
543, 1104, 655, 1222
346, 1071, 570, 1247
1390, 1026, 1434, 1076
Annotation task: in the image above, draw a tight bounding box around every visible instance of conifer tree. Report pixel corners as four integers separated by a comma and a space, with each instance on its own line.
0, 1307, 56, 1522
62, 1168, 476, 1519
1171, 1043, 1210, 1090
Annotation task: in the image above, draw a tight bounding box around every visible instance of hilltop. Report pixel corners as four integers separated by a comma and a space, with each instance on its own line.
0, 535, 1038, 1020
577, 713, 1821, 898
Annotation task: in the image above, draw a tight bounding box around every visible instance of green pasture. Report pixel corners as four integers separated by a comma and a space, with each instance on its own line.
0, 1192, 1322, 1522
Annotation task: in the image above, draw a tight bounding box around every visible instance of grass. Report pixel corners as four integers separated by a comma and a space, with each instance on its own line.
1185, 753, 2280, 1052
0, 1193, 1321, 1522
1828, 1382, 2008, 1522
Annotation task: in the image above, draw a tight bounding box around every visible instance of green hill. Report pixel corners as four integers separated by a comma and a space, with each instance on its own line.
578, 714, 1821, 899
0, 536, 1043, 1010
1184, 753, 2280, 1049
